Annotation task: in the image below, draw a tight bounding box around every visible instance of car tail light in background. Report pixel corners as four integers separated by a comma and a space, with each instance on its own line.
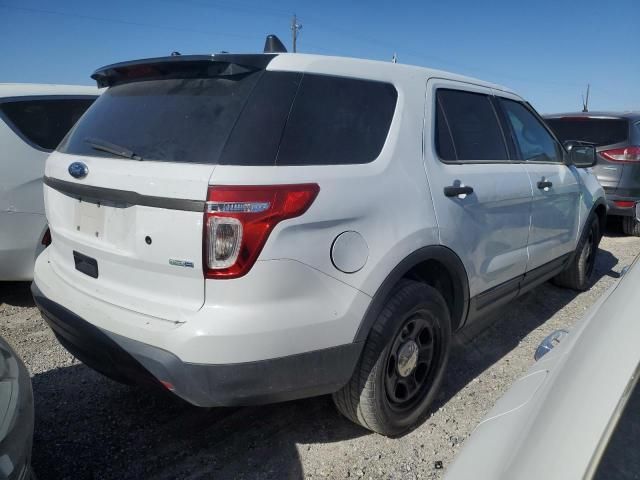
204, 184, 320, 279
41, 227, 52, 247
600, 146, 640, 163
614, 201, 636, 208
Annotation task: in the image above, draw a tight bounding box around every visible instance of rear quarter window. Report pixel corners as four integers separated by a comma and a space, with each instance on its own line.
275, 74, 397, 165
0, 98, 95, 151
545, 118, 629, 147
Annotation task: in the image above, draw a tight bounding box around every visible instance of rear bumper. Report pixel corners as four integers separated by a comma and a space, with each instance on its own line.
605, 195, 637, 217
32, 283, 362, 407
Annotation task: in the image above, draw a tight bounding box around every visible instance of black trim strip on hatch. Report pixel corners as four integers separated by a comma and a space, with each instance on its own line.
43, 176, 206, 212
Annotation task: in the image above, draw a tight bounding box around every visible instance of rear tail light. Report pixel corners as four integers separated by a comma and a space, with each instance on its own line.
204, 184, 320, 279
600, 146, 640, 163
614, 201, 636, 208
41, 227, 52, 247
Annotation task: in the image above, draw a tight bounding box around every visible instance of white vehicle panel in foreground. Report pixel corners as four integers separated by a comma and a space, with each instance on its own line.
445, 255, 640, 480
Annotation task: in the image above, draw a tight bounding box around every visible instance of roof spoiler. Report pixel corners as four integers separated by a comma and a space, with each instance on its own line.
91, 54, 276, 88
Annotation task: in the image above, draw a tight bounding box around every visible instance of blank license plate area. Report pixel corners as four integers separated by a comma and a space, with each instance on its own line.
74, 200, 106, 239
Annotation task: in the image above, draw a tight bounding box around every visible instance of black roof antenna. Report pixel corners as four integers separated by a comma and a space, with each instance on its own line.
264, 34, 287, 53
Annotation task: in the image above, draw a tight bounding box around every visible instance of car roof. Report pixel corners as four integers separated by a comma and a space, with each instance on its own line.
544, 111, 640, 121
0, 83, 99, 99
91, 52, 516, 96
268, 53, 513, 91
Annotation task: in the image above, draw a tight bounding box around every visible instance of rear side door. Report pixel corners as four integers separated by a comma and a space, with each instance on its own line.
425, 79, 532, 310
495, 94, 581, 271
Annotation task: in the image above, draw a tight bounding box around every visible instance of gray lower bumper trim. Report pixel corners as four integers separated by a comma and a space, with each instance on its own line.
32, 283, 362, 407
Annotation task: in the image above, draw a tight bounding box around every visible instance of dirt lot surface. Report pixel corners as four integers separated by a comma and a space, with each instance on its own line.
2, 228, 639, 480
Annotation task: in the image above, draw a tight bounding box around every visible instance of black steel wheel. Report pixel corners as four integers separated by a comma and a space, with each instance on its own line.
384, 313, 443, 413
333, 280, 451, 436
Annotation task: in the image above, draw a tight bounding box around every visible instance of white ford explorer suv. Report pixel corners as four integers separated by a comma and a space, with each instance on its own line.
31, 46, 606, 436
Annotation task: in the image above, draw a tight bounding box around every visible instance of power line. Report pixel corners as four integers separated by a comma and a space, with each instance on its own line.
0, 4, 262, 43
0, 3, 597, 93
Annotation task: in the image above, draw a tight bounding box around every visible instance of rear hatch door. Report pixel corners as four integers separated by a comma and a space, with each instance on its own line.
43, 56, 273, 321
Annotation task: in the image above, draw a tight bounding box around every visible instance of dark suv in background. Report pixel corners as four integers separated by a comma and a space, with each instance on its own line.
545, 112, 640, 235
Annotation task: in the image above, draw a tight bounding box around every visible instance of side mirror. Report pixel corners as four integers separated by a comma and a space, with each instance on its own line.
564, 141, 597, 168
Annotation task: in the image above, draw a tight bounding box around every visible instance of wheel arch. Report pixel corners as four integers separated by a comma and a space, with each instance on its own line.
353, 245, 470, 343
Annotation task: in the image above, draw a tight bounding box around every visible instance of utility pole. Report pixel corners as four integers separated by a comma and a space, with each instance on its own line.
291, 14, 302, 52
582, 84, 590, 112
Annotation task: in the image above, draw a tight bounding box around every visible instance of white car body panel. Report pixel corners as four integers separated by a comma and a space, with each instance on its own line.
424, 79, 532, 296
0, 84, 97, 280
445, 255, 640, 480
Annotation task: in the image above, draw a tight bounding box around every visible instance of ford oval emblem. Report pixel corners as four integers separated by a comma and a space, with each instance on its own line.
68, 162, 89, 179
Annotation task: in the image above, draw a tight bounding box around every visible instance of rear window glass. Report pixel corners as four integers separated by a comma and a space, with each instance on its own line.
275, 75, 397, 165
60, 72, 397, 166
436, 89, 509, 162
1, 98, 95, 150
545, 118, 629, 147
60, 73, 263, 164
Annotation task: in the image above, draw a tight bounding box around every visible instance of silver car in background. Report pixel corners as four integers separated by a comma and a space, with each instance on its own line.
446, 247, 640, 479
545, 112, 640, 236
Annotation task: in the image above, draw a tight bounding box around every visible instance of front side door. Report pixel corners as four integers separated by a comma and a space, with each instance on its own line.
495, 94, 581, 271
424, 79, 533, 305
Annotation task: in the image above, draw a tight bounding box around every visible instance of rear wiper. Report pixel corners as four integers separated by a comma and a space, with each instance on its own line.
85, 137, 143, 161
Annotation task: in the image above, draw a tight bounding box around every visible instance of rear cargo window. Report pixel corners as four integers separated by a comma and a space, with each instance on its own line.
60, 71, 397, 166
59, 73, 263, 164
275, 75, 397, 165
545, 118, 629, 147
1, 98, 95, 150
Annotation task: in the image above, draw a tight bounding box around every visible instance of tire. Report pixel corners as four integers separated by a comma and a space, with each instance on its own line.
553, 216, 600, 291
622, 216, 640, 236
332, 280, 451, 436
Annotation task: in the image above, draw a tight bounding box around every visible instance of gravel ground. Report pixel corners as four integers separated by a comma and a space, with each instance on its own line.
1, 227, 639, 480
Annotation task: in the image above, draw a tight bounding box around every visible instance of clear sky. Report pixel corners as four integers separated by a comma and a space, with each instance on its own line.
1, 0, 638, 113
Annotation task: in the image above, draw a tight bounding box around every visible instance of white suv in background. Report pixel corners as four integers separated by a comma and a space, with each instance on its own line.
0, 84, 97, 280
32, 48, 605, 436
